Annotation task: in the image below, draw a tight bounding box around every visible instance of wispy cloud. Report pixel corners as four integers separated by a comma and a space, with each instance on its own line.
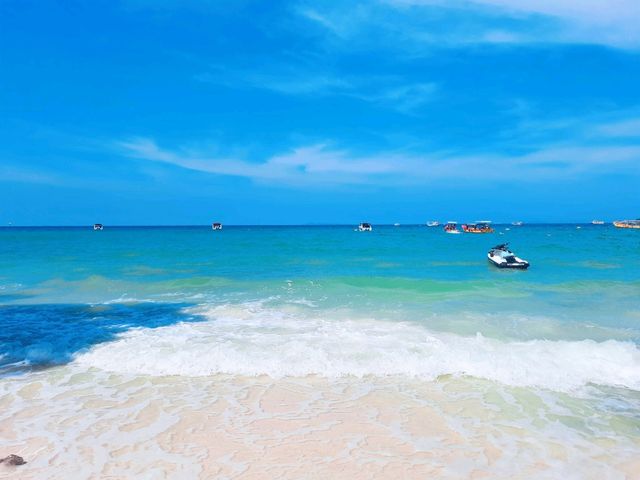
353, 82, 438, 113
298, 0, 640, 50
508, 111, 640, 151
452, 0, 640, 48
593, 118, 640, 138
0, 165, 66, 186
195, 69, 352, 96
118, 138, 407, 184
117, 132, 640, 187
195, 66, 438, 113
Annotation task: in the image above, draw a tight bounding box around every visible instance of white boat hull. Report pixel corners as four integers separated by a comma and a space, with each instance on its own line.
487, 253, 529, 269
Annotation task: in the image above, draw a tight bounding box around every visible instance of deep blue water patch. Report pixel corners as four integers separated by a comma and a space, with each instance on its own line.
0, 302, 200, 376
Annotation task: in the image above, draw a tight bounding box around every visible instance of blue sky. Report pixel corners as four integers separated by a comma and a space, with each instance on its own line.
1, 0, 639, 224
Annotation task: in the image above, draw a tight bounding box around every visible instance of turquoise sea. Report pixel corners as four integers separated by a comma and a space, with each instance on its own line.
1, 224, 639, 478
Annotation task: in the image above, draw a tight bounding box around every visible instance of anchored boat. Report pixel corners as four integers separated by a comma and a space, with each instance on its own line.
488, 243, 529, 269
613, 220, 640, 229
358, 222, 373, 232
443, 222, 461, 234
93, 223, 103, 231
426, 221, 440, 227
212, 222, 223, 230
462, 221, 494, 234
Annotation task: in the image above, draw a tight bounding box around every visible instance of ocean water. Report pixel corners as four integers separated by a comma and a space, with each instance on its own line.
1, 224, 639, 478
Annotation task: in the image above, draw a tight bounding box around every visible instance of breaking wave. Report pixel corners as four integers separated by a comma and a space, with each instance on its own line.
75, 303, 640, 392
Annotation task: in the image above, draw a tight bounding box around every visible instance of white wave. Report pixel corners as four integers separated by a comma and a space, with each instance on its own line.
101, 296, 158, 305
74, 304, 640, 392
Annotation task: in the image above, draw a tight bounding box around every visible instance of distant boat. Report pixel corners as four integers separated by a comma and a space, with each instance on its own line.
393, 223, 401, 227
443, 221, 461, 234
591, 220, 605, 225
358, 222, 373, 232
613, 220, 640, 229
462, 221, 494, 234
212, 222, 223, 230
511, 221, 524, 226
93, 223, 103, 231
426, 221, 440, 227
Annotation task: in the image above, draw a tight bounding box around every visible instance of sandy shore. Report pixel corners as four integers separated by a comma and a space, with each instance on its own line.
2, 367, 639, 479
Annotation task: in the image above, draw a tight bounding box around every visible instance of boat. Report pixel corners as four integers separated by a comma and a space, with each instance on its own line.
488, 243, 529, 269
443, 221, 461, 234
93, 224, 103, 231
591, 220, 605, 225
358, 222, 373, 232
394, 223, 401, 227
426, 221, 440, 227
613, 220, 640, 229
212, 222, 223, 230
461, 221, 494, 234
511, 221, 523, 226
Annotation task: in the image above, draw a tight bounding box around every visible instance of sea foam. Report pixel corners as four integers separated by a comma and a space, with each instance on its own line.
75, 303, 640, 392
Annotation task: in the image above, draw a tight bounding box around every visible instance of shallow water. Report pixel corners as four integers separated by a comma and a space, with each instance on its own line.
1, 225, 639, 478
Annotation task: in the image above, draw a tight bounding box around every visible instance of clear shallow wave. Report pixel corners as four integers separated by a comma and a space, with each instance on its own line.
75, 302, 640, 392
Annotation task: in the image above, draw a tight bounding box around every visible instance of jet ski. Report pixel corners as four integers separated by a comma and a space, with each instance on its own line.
487, 243, 529, 269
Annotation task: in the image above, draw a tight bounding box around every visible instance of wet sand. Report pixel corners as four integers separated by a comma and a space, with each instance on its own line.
2, 368, 639, 479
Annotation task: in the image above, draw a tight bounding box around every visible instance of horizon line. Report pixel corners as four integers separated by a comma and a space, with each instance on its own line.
0, 222, 620, 228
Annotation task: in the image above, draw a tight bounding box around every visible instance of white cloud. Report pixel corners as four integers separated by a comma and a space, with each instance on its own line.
117, 134, 640, 187
460, 0, 640, 48
353, 82, 438, 112
517, 145, 640, 171
0, 165, 66, 186
118, 139, 408, 184
300, 0, 640, 49
195, 70, 352, 96
464, 0, 639, 29
594, 118, 640, 138
196, 67, 438, 112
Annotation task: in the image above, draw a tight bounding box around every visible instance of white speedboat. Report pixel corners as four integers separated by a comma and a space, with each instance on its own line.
93, 223, 103, 231
591, 220, 605, 225
426, 221, 440, 227
511, 221, 524, 226
443, 221, 461, 234
488, 244, 529, 269
358, 222, 372, 232
212, 222, 223, 230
